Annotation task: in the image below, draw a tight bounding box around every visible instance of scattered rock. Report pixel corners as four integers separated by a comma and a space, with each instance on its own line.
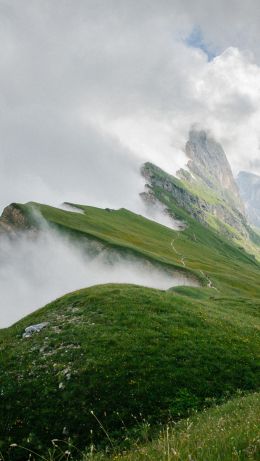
22, 322, 49, 338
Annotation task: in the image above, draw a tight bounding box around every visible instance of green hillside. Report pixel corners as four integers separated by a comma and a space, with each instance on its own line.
14, 200, 260, 296
0, 200, 259, 458
1, 284, 259, 457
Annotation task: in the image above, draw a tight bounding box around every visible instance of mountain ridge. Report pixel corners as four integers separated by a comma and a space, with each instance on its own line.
141, 130, 260, 259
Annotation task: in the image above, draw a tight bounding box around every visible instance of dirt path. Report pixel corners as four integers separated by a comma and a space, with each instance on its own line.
170, 235, 218, 290
170, 238, 186, 268
199, 270, 218, 291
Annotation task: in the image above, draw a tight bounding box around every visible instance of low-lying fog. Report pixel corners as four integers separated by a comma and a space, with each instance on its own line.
0, 226, 198, 328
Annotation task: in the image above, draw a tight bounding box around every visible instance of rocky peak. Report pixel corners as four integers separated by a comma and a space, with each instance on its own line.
141, 129, 252, 241
184, 130, 244, 213
0, 203, 33, 234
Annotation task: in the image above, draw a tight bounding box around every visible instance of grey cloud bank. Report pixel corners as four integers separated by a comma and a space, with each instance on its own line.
0, 1, 260, 215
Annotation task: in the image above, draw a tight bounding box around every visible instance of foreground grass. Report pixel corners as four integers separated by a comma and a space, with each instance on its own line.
88, 393, 260, 461
0, 284, 259, 456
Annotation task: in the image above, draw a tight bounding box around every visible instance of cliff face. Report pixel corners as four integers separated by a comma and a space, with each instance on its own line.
0, 204, 34, 234
141, 162, 248, 239
141, 129, 252, 240
237, 171, 260, 228
183, 130, 244, 213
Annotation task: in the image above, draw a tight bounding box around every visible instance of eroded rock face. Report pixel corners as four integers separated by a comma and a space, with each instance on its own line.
140, 188, 187, 230
184, 130, 244, 213
142, 163, 207, 223
141, 162, 248, 238
0, 204, 33, 235
237, 171, 260, 228
140, 129, 256, 240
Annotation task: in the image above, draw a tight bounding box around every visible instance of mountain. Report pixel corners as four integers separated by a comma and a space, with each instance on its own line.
142, 130, 260, 259
184, 130, 244, 212
237, 171, 260, 228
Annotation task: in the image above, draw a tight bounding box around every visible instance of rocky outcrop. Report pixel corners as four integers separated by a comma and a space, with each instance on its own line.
141, 162, 248, 238
140, 129, 255, 240
140, 188, 187, 230
142, 163, 207, 223
237, 171, 260, 228
0, 204, 33, 234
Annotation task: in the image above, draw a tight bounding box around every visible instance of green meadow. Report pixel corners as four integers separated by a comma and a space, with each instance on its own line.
0, 200, 259, 459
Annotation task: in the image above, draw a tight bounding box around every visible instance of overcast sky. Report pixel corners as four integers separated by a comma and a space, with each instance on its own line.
1, 0, 260, 212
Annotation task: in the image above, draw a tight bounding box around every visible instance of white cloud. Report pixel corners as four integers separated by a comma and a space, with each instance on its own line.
190, 47, 260, 174
0, 0, 260, 216
0, 226, 197, 327
97, 46, 260, 177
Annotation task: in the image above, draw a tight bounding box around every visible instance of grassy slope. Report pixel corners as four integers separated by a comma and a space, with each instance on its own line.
0, 201, 259, 456
0, 285, 259, 455
90, 393, 260, 461
20, 201, 260, 296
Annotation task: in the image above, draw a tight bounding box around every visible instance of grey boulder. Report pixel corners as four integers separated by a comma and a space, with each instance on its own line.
22, 322, 49, 338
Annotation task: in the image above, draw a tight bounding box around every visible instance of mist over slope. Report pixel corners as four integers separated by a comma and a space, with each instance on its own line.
0, 206, 198, 328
